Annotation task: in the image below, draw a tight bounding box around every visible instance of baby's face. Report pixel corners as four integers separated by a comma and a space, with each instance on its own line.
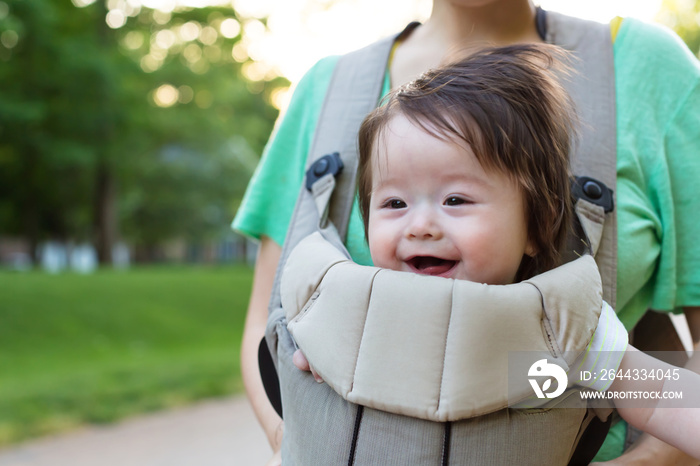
367, 114, 534, 285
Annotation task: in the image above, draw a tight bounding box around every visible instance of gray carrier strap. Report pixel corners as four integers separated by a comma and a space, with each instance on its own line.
267, 31, 403, 320
546, 11, 618, 306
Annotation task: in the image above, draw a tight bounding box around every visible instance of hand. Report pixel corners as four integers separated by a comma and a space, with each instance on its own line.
292, 348, 324, 383
589, 430, 699, 466
264, 450, 281, 466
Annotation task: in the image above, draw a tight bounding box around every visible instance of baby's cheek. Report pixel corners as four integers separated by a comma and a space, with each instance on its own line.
367, 232, 395, 270
367, 239, 388, 268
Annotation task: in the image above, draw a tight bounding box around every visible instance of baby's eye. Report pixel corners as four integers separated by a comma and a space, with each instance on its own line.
445, 196, 468, 206
382, 199, 407, 209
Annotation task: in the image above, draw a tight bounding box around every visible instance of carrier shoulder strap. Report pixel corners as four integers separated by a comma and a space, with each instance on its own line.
547, 12, 686, 359
268, 24, 419, 315
545, 10, 617, 306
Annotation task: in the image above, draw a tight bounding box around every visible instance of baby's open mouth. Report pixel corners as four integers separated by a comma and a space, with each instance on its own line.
407, 256, 457, 277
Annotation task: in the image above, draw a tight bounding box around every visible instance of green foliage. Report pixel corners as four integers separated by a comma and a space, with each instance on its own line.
0, 0, 287, 257
657, 0, 700, 55
0, 265, 252, 445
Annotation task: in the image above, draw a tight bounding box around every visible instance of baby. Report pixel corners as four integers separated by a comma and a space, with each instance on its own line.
292, 44, 700, 458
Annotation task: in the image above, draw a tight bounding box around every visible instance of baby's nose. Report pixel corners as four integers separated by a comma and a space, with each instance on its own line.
406, 210, 442, 240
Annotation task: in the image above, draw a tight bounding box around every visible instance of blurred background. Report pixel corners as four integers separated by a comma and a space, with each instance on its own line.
0, 0, 698, 452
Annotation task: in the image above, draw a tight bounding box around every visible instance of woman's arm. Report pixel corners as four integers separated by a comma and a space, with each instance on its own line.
594, 307, 700, 466
240, 236, 284, 452
611, 346, 700, 460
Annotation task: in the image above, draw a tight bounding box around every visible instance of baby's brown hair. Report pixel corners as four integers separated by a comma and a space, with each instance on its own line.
357, 44, 577, 280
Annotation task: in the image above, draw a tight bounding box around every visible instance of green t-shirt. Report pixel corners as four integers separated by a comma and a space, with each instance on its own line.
233, 17, 700, 460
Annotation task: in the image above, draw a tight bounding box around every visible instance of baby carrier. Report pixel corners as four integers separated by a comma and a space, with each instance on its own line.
258, 9, 656, 466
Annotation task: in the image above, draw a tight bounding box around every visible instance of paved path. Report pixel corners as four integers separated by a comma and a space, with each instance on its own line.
0, 396, 270, 466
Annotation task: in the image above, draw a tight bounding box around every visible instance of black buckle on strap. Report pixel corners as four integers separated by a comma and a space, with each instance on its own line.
572, 176, 614, 213
305, 152, 344, 191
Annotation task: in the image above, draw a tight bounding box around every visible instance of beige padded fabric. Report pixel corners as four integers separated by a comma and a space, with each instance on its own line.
282, 232, 602, 422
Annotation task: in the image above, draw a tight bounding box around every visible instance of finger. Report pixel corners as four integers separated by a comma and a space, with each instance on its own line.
292, 349, 324, 382
292, 349, 310, 371
310, 366, 324, 384
264, 450, 282, 466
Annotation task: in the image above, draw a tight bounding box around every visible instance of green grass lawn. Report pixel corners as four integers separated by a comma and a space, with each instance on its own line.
0, 265, 252, 446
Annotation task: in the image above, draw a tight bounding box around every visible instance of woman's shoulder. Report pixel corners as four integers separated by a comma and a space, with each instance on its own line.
299, 56, 340, 86
275, 55, 341, 127
614, 18, 699, 127
271, 55, 341, 147
290, 55, 341, 103
614, 18, 699, 81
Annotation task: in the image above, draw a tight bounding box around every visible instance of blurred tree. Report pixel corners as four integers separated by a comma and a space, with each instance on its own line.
115, 7, 285, 256
657, 0, 700, 55
0, 0, 102, 261
0, 0, 285, 264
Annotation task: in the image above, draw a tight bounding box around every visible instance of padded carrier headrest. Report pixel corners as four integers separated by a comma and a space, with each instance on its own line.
282, 232, 603, 421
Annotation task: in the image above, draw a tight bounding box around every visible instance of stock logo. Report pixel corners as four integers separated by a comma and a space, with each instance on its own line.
528, 359, 567, 399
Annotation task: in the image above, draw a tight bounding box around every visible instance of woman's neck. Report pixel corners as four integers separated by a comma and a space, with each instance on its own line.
391, 0, 541, 88
427, 0, 539, 46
